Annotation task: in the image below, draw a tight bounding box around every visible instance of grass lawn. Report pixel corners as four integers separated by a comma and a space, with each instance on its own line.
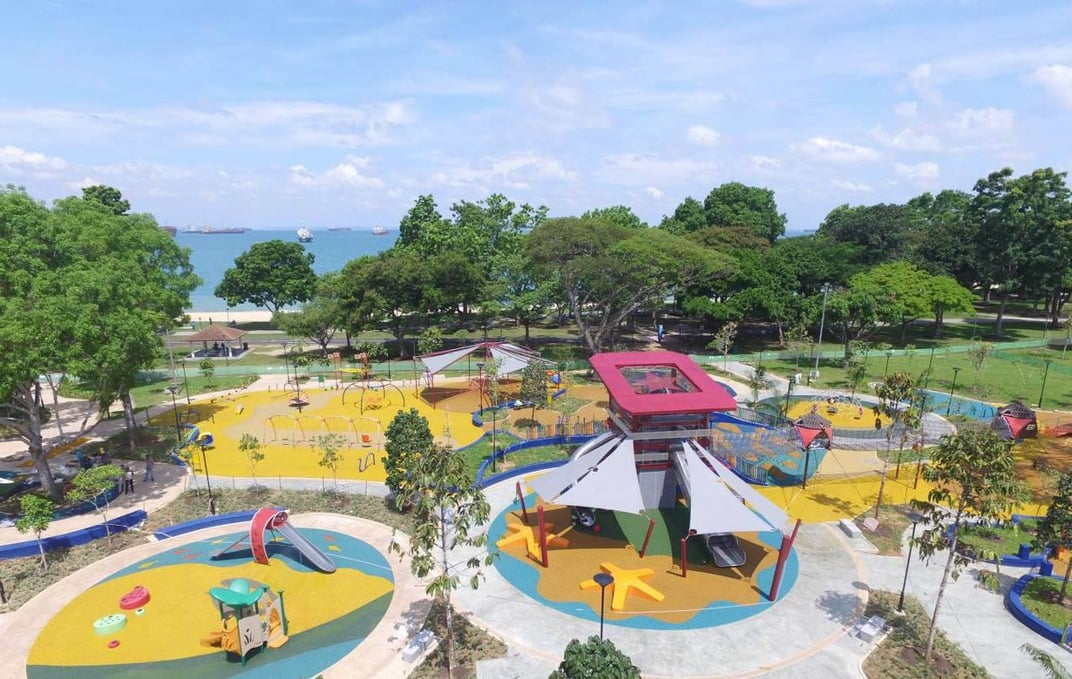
1020, 577, 1072, 632
957, 521, 1038, 559
854, 504, 916, 556
862, 590, 989, 678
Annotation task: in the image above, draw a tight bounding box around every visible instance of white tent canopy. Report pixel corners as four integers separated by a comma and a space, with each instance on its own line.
529, 434, 787, 536
418, 341, 552, 377
528, 435, 647, 516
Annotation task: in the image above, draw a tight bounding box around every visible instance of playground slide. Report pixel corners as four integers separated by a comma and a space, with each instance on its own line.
275, 521, 337, 574
567, 431, 621, 461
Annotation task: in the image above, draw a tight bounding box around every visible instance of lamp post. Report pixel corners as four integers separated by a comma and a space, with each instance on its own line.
1039, 359, 1053, 409
897, 512, 923, 613
883, 350, 894, 379
593, 572, 614, 640
924, 347, 936, 389
282, 341, 292, 391
810, 284, 833, 385
945, 367, 961, 416
784, 375, 794, 417
180, 360, 191, 404
197, 437, 216, 515
165, 384, 182, 445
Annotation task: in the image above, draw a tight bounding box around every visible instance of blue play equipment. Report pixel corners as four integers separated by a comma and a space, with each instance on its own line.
707, 412, 827, 486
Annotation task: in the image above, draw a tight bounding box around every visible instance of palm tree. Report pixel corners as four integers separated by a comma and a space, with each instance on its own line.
1021, 643, 1072, 679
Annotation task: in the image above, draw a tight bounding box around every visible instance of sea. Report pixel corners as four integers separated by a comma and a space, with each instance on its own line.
175, 229, 395, 312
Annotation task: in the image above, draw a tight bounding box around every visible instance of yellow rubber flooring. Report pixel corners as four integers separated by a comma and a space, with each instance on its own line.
151, 385, 482, 482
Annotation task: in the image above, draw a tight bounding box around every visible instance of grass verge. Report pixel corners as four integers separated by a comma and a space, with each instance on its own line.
1020, 576, 1072, 632
411, 599, 509, 679
854, 504, 916, 556
862, 590, 989, 678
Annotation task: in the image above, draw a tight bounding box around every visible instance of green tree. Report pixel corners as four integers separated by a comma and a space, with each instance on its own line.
384, 408, 434, 497
520, 361, 550, 423
912, 430, 1026, 662
398, 194, 449, 249
388, 443, 492, 679
908, 190, 978, 288
707, 322, 738, 369
68, 464, 124, 542
1021, 643, 1072, 679
528, 218, 733, 354
658, 196, 707, 233
549, 636, 641, 679
81, 184, 130, 215
199, 358, 215, 388
1034, 472, 1072, 604
851, 262, 933, 343
927, 275, 976, 338
966, 342, 994, 390
581, 205, 647, 230
239, 433, 266, 488
817, 203, 915, 265
314, 433, 345, 491
417, 327, 444, 356
874, 371, 916, 518
274, 274, 341, 356
703, 181, 786, 243
215, 240, 317, 313
16, 494, 55, 571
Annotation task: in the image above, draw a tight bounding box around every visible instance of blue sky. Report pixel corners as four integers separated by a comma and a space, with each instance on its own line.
2, 0, 1071, 232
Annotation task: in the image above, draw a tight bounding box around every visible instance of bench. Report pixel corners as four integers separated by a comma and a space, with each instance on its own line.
857, 615, 887, 642
839, 518, 862, 538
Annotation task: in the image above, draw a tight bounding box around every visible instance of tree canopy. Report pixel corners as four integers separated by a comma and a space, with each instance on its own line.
215, 239, 317, 313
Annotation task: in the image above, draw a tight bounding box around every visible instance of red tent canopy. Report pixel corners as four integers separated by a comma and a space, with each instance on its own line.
793, 412, 834, 450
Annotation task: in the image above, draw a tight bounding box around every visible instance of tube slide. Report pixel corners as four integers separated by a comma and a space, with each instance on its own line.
567, 431, 620, 461
275, 521, 337, 573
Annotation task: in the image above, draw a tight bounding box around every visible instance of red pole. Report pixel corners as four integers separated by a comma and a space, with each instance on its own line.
768, 518, 802, 601
639, 519, 656, 559
515, 482, 529, 524
679, 529, 695, 577
537, 505, 549, 568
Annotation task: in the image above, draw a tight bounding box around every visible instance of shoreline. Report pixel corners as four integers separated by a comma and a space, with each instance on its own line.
186, 310, 274, 324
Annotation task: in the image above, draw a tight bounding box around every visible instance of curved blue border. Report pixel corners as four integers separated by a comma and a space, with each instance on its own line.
0, 510, 146, 560
1006, 574, 1065, 643
488, 500, 799, 630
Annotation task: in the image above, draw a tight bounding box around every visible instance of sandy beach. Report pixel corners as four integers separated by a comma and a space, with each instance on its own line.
186, 309, 274, 324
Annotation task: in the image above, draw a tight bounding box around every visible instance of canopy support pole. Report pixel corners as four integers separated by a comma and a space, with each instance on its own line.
769, 519, 802, 601
537, 504, 549, 568
515, 481, 528, 524
639, 518, 656, 559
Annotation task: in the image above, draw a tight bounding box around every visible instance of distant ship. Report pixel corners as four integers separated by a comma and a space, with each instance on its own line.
198, 226, 248, 234
327, 226, 351, 232
372, 225, 388, 235
297, 227, 313, 243
159, 225, 178, 236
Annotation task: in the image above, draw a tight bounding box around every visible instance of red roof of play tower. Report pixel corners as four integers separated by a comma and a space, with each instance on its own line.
589, 351, 736, 416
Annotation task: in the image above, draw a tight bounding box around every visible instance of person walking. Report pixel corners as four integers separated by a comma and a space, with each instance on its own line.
143, 455, 155, 483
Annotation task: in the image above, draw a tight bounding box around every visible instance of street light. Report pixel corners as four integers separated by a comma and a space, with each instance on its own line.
197, 434, 216, 515
811, 283, 833, 385
883, 350, 894, 379
924, 347, 936, 389
180, 360, 191, 404
897, 512, 924, 613
945, 367, 961, 416
593, 572, 614, 640
1039, 359, 1053, 409
165, 384, 182, 445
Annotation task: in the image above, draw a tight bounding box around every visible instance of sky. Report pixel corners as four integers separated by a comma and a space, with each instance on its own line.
2, 1, 1071, 232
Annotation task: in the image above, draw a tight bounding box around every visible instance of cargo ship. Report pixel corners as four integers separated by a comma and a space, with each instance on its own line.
372, 225, 388, 235
297, 227, 313, 243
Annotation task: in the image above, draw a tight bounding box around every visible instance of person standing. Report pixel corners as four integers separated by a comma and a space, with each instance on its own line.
143, 455, 155, 483
123, 465, 135, 494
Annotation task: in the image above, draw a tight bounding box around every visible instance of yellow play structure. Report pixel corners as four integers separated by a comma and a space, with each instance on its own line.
200, 578, 288, 666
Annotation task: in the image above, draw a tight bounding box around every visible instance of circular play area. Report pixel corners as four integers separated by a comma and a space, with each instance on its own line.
5, 515, 408, 679
489, 499, 798, 630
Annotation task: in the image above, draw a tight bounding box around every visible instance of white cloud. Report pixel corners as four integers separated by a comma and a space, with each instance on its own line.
791, 137, 880, 163
748, 154, 781, 169
0, 100, 416, 149
894, 161, 939, 182
832, 179, 873, 193
871, 126, 942, 152
1029, 64, 1072, 108
686, 124, 720, 146
432, 152, 577, 189
952, 107, 1013, 134
0, 144, 67, 174
601, 153, 719, 182
644, 186, 665, 199
290, 156, 385, 189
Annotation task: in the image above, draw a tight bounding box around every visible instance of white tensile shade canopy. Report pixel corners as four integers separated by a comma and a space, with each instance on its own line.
418, 341, 551, 376
528, 436, 647, 516
680, 440, 786, 534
